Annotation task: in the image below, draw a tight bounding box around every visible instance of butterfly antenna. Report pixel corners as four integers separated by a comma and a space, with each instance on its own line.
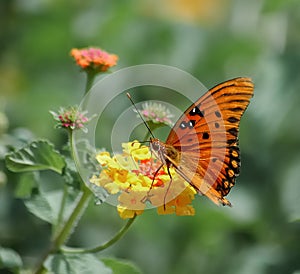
126, 92, 155, 138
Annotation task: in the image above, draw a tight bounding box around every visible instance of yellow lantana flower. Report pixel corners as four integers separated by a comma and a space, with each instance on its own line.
90, 141, 196, 219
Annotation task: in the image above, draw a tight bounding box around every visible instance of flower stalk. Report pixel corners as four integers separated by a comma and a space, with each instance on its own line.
61, 215, 137, 254
34, 130, 92, 274
53, 184, 68, 237
34, 187, 91, 274
85, 70, 97, 94
34, 48, 120, 271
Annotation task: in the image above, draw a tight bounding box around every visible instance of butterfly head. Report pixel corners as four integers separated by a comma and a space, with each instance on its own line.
149, 137, 161, 152
150, 137, 181, 168
149, 138, 167, 165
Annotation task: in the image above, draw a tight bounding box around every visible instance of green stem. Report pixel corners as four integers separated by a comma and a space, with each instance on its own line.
142, 122, 164, 142
52, 129, 92, 249
61, 215, 137, 254
143, 130, 151, 142
33, 186, 91, 274
33, 130, 92, 274
54, 186, 91, 248
54, 184, 68, 238
85, 71, 97, 94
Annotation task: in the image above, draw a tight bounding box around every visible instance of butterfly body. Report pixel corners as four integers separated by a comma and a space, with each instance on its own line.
150, 77, 254, 206
150, 138, 180, 167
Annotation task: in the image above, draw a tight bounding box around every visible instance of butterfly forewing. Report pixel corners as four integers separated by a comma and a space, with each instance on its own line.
164, 77, 254, 206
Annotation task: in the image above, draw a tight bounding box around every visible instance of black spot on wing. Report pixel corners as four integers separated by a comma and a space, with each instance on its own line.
227, 139, 237, 145
228, 107, 244, 112
202, 132, 209, 139
189, 105, 204, 118
179, 120, 196, 129
228, 127, 238, 137
179, 122, 187, 129
228, 117, 239, 123
212, 157, 217, 163
215, 111, 221, 118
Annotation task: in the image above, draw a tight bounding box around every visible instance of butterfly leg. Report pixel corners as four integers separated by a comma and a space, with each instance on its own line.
163, 166, 173, 211
141, 163, 164, 203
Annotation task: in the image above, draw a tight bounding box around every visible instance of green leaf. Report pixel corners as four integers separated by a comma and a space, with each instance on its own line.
5, 140, 66, 174
24, 189, 80, 225
24, 191, 54, 224
14, 172, 38, 199
45, 254, 112, 274
0, 246, 23, 269
102, 257, 143, 274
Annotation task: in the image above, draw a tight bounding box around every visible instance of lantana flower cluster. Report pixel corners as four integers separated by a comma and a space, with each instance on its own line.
90, 141, 196, 219
50, 106, 89, 132
137, 102, 174, 127
70, 47, 118, 73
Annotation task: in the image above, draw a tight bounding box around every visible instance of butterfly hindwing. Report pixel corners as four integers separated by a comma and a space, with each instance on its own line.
165, 77, 254, 205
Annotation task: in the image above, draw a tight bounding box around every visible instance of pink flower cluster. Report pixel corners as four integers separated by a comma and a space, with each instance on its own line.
141, 109, 172, 125
50, 107, 89, 132
137, 102, 174, 127
59, 111, 87, 129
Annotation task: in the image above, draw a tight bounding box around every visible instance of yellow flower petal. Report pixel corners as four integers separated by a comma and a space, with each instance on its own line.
104, 182, 121, 194
89, 174, 101, 186
118, 191, 146, 210
175, 205, 195, 216
96, 152, 123, 169
132, 146, 151, 160
122, 141, 141, 155
117, 206, 144, 219
114, 154, 135, 169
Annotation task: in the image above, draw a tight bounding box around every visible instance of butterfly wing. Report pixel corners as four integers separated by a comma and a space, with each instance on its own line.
165, 77, 254, 206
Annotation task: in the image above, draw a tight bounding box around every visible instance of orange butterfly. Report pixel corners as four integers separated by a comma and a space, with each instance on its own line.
149, 77, 254, 206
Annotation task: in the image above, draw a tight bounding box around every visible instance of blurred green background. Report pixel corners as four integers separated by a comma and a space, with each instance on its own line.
1, 0, 300, 273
